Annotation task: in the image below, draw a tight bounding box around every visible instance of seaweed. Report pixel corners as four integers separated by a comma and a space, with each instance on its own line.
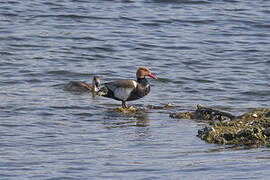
170, 104, 270, 147
170, 104, 234, 122
147, 103, 173, 110
114, 103, 174, 114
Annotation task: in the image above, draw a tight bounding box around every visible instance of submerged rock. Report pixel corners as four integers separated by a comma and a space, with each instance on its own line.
114, 103, 174, 114
171, 104, 270, 147
170, 104, 235, 122
114, 106, 139, 114
147, 103, 173, 110
114, 106, 148, 114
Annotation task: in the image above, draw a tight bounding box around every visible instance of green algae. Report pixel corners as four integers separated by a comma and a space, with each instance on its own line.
170, 104, 235, 122
170, 104, 270, 147
114, 106, 143, 114
114, 103, 174, 114
147, 103, 173, 110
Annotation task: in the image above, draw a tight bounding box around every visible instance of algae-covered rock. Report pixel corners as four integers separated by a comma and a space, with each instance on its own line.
170, 104, 235, 122
170, 111, 193, 119
201, 108, 270, 146
114, 106, 140, 114
147, 103, 173, 110
114, 103, 173, 114
171, 104, 270, 146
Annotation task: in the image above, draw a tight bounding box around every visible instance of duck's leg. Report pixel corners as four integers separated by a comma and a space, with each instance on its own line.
122, 101, 127, 109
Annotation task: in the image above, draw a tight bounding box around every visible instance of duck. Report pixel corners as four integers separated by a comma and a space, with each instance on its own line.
97, 67, 157, 108
65, 76, 100, 94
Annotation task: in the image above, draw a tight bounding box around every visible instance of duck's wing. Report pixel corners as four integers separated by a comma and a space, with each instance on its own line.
104, 80, 137, 101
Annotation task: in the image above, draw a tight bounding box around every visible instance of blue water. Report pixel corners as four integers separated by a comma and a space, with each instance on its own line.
1, 0, 270, 179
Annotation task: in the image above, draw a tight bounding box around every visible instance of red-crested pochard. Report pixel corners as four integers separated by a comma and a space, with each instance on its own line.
97, 67, 157, 108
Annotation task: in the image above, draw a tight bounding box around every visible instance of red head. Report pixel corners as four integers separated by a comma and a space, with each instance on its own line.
136, 67, 157, 79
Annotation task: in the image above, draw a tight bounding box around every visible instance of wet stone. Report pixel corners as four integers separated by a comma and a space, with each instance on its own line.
114, 103, 173, 114
147, 103, 173, 110
171, 104, 270, 147
263, 127, 270, 136
115, 106, 139, 114
170, 104, 234, 122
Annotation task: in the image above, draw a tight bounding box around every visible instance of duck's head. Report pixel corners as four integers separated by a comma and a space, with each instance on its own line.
92, 76, 100, 91
136, 67, 157, 79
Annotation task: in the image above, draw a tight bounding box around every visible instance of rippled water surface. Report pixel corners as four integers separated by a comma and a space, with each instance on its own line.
1, 0, 270, 179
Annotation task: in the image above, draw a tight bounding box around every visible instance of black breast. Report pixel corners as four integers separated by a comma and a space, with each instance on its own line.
127, 78, 150, 101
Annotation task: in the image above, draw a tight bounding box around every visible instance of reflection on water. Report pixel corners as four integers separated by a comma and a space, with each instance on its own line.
102, 109, 152, 140
102, 108, 150, 129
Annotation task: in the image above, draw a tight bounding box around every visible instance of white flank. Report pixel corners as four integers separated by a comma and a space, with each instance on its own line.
114, 87, 133, 101
132, 80, 137, 88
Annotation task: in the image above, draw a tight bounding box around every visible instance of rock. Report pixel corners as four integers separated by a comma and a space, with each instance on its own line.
198, 108, 270, 146
263, 127, 270, 136
114, 103, 173, 114
170, 104, 235, 122
147, 103, 173, 110
114, 106, 138, 114
171, 104, 270, 147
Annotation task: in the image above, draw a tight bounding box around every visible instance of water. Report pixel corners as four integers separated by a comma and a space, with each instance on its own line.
1, 0, 270, 179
